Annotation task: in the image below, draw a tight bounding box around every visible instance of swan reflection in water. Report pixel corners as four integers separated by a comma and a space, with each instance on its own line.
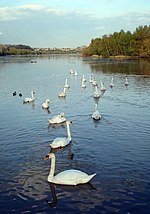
23, 101, 35, 110
46, 182, 97, 208
50, 143, 74, 160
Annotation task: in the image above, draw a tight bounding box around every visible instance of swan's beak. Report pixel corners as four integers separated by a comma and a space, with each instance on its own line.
44, 154, 50, 160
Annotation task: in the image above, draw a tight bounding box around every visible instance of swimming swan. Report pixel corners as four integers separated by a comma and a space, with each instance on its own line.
50, 121, 72, 149
93, 86, 100, 98
42, 99, 50, 109
44, 153, 96, 185
23, 91, 35, 103
100, 81, 106, 92
48, 112, 66, 124
92, 103, 101, 120
125, 77, 129, 86
58, 87, 67, 98
64, 79, 70, 88
109, 77, 114, 88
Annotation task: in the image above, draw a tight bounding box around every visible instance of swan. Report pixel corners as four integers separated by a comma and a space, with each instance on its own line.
109, 77, 114, 88
82, 79, 86, 88
92, 79, 98, 86
48, 112, 66, 124
58, 87, 67, 98
82, 74, 86, 82
42, 99, 50, 109
92, 103, 101, 120
23, 91, 35, 103
93, 86, 100, 98
74, 70, 78, 76
125, 77, 129, 86
44, 153, 96, 185
50, 120, 72, 149
70, 69, 74, 74
64, 79, 70, 88
100, 81, 106, 92
89, 75, 94, 83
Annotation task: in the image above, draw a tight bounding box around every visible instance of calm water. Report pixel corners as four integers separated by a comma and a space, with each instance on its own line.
0, 55, 150, 214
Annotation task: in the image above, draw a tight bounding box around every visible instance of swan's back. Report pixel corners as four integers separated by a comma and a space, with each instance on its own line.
50, 169, 96, 185
50, 137, 70, 148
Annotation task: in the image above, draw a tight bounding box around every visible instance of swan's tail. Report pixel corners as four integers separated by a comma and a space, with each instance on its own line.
88, 173, 96, 182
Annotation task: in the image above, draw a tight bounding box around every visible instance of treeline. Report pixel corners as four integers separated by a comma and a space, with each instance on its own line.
82, 25, 150, 58
0, 44, 35, 56
0, 44, 80, 56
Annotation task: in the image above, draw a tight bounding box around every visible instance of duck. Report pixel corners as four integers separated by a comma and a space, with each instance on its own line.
44, 153, 96, 185
23, 91, 35, 103
42, 99, 50, 109
125, 77, 129, 86
100, 81, 106, 92
13, 91, 17, 96
64, 79, 70, 88
109, 77, 114, 88
50, 121, 72, 149
19, 93, 22, 97
58, 87, 67, 98
92, 103, 101, 120
48, 112, 66, 124
93, 86, 100, 99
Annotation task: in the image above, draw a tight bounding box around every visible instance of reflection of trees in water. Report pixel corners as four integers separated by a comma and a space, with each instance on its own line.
83, 59, 150, 75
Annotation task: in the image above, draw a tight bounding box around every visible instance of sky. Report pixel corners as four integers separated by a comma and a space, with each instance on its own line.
0, 0, 150, 48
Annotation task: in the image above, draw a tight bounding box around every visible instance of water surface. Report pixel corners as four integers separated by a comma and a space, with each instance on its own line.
0, 55, 150, 213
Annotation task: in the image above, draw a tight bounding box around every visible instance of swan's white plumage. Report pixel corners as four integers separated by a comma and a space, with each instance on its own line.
100, 81, 106, 92
58, 87, 67, 98
23, 91, 35, 103
110, 77, 114, 88
42, 99, 50, 109
125, 77, 129, 86
92, 103, 101, 120
48, 112, 66, 124
45, 153, 96, 185
50, 121, 72, 148
64, 79, 70, 88
93, 86, 100, 98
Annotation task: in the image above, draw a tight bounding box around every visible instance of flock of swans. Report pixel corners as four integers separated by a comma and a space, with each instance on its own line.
13, 69, 129, 186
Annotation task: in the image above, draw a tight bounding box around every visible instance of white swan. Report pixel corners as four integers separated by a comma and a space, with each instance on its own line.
48, 112, 66, 124
50, 121, 72, 149
58, 87, 67, 98
109, 77, 114, 88
82, 79, 86, 88
82, 74, 86, 82
74, 70, 78, 76
92, 79, 98, 86
42, 99, 50, 109
93, 86, 100, 98
70, 69, 74, 74
44, 153, 96, 185
125, 77, 129, 86
92, 103, 101, 120
64, 79, 70, 88
100, 81, 106, 92
23, 91, 35, 103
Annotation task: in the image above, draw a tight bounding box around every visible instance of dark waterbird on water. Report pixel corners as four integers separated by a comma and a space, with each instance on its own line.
13, 91, 17, 96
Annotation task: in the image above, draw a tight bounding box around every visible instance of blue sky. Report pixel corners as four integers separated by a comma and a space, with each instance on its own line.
0, 0, 150, 48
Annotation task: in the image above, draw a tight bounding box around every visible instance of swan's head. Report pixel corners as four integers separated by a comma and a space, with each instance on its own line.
60, 112, 65, 117
44, 153, 55, 160
46, 99, 50, 104
66, 120, 73, 125
31, 91, 35, 95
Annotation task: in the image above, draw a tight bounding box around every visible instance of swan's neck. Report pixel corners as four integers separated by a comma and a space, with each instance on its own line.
31, 93, 34, 99
63, 87, 66, 94
48, 155, 55, 181
66, 122, 71, 140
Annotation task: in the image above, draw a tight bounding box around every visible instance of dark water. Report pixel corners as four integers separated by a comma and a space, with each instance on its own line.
0, 55, 150, 214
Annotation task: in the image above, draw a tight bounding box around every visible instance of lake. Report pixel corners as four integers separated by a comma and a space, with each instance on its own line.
0, 55, 150, 214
